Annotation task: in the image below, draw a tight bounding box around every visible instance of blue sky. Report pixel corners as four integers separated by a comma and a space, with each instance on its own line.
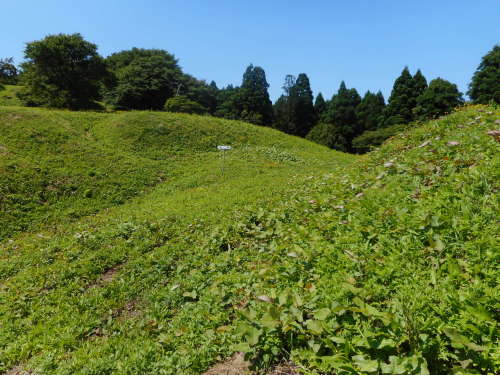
2, 0, 498, 101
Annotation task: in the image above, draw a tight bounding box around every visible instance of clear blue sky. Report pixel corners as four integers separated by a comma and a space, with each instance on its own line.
2, 0, 499, 101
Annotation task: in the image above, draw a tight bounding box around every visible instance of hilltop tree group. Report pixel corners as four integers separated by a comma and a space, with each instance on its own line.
5, 33, 498, 153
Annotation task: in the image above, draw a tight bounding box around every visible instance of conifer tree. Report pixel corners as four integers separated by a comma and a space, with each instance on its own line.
273, 75, 297, 134
356, 90, 386, 132
291, 73, 317, 137
314, 93, 327, 121
412, 69, 428, 98
239, 64, 274, 125
323, 81, 362, 144
383, 67, 416, 125
468, 45, 500, 104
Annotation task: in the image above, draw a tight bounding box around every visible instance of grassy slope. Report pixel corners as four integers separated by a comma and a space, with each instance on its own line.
0, 105, 498, 374
0, 107, 351, 373
0, 85, 22, 106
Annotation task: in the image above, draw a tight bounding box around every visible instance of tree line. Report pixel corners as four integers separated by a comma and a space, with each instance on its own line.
1, 33, 499, 153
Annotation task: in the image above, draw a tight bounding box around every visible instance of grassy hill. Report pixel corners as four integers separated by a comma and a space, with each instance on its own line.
0, 85, 22, 107
0, 105, 498, 374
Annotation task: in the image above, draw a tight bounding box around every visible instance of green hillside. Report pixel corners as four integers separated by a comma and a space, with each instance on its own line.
0, 106, 498, 374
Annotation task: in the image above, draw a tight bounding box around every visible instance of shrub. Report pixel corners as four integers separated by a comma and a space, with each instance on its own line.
352, 123, 407, 153
164, 95, 207, 114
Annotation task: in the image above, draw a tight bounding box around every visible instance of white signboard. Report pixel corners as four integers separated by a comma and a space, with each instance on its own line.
217, 145, 232, 150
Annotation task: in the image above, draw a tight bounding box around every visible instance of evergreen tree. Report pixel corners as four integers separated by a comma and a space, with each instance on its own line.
414, 78, 464, 120
412, 69, 428, 98
323, 81, 362, 148
314, 92, 327, 121
356, 90, 386, 132
383, 67, 416, 126
273, 75, 297, 134
239, 64, 273, 125
291, 73, 317, 137
468, 45, 500, 104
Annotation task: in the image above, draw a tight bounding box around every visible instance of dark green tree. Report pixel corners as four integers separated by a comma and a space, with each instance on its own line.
468, 45, 500, 104
0, 58, 18, 85
383, 67, 416, 125
104, 48, 183, 110
238, 64, 274, 125
274, 74, 317, 136
306, 123, 349, 152
356, 90, 386, 132
164, 95, 207, 114
323, 81, 362, 147
17, 33, 107, 109
314, 92, 327, 121
291, 73, 317, 137
273, 75, 296, 134
412, 69, 428, 98
414, 78, 464, 120
214, 84, 241, 120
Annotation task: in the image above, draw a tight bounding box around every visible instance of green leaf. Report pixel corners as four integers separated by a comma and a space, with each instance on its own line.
247, 327, 262, 346
306, 319, 323, 335
314, 307, 331, 320
352, 354, 379, 372
261, 312, 279, 329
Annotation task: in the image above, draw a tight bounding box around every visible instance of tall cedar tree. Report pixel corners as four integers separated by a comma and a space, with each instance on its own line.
17, 33, 107, 109
356, 91, 386, 132
239, 64, 273, 125
291, 73, 317, 137
324, 81, 362, 145
314, 93, 327, 121
414, 78, 463, 120
273, 75, 296, 134
383, 67, 416, 126
412, 69, 428, 98
104, 48, 184, 110
468, 45, 500, 104
274, 74, 318, 136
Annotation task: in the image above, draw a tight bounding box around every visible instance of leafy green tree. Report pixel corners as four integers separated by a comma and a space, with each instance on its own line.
164, 95, 207, 114
383, 67, 416, 125
314, 92, 327, 120
356, 90, 385, 132
239, 64, 274, 125
104, 48, 183, 110
177, 76, 218, 114
468, 45, 500, 104
352, 123, 408, 153
323, 81, 362, 146
306, 123, 349, 152
0, 57, 18, 85
414, 78, 464, 119
214, 84, 241, 120
17, 33, 107, 109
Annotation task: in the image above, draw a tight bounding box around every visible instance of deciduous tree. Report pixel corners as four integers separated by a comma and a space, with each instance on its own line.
17, 33, 107, 109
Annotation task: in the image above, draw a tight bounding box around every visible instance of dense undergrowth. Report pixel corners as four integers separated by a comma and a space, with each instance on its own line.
0, 105, 498, 374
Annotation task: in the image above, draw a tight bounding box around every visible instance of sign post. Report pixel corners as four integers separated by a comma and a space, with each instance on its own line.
217, 145, 232, 176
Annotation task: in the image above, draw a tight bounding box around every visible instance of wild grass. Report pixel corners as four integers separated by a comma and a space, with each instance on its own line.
0, 105, 498, 374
